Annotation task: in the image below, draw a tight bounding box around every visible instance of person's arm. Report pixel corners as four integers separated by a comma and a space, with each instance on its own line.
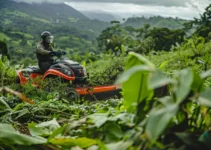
36, 44, 51, 55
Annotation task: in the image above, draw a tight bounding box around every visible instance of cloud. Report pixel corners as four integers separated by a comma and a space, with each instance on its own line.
13, 0, 209, 7
68, 0, 190, 7
66, 2, 209, 19
13, 0, 65, 3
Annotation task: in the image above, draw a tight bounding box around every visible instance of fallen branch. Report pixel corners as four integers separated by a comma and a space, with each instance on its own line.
0, 87, 34, 104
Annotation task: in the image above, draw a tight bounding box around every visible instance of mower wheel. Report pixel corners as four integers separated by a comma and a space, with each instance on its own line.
64, 88, 80, 103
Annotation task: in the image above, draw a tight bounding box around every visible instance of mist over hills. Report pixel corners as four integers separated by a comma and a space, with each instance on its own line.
80, 11, 119, 22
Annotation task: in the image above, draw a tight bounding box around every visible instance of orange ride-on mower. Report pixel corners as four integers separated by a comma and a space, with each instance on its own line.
16, 51, 122, 102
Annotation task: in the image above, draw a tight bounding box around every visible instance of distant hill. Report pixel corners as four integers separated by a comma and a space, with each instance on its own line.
81, 11, 118, 22
0, 0, 88, 21
123, 16, 188, 29
0, 0, 109, 32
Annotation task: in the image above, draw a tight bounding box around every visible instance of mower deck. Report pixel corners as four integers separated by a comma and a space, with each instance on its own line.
76, 84, 122, 100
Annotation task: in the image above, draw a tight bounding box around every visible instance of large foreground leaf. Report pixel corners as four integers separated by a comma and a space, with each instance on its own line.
0, 124, 47, 146
198, 88, 211, 107
117, 52, 155, 112
146, 104, 178, 141
148, 70, 174, 89
50, 137, 96, 148
106, 141, 133, 150
175, 68, 193, 103
28, 118, 60, 137
0, 97, 11, 114
88, 113, 109, 128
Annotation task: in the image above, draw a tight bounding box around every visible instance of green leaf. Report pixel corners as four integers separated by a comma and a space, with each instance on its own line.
28, 123, 50, 137
198, 88, 211, 107
126, 52, 155, 70
15, 109, 30, 120
149, 70, 174, 89
0, 124, 47, 145
176, 132, 199, 146
50, 137, 96, 148
192, 70, 204, 92
121, 44, 125, 54
201, 69, 211, 79
28, 119, 60, 137
48, 126, 66, 140
35, 118, 60, 128
117, 52, 155, 112
104, 122, 123, 139
81, 61, 86, 67
175, 68, 193, 103
199, 131, 211, 149
146, 104, 178, 141
110, 113, 135, 124
158, 59, 173, 70
158, 96, 174, 107
122, 70, 153, 112
116, 65, 152, 83
88, 113, 109, 128
106, 141, 133, 150
0, 97, 11, 113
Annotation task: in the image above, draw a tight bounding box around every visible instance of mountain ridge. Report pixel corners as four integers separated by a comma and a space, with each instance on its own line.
0, 0, 88, 20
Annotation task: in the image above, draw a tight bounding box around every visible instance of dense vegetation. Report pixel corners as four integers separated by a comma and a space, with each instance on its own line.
2, 1, 211, 150
123, 16, 187, 29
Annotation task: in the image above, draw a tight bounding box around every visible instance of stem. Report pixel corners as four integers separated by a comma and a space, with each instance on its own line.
135, 74, 145, 124
137, 74, 145, 104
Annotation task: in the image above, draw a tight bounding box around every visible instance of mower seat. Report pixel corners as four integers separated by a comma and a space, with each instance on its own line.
27, 66, 43, 74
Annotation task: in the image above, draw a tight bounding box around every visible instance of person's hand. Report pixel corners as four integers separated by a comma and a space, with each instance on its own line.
61, 51, 66, 55
50, 51, 59, 56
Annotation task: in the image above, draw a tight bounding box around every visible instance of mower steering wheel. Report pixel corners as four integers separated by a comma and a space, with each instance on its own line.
57, 50, 66, 57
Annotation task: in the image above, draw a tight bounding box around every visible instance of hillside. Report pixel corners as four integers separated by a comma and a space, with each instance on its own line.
123, 16, 188, 29
0, 0, 88, 21
0, 0, 110, 32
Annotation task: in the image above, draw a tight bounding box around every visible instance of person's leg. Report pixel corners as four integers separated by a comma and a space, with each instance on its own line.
39, 62, 53, 73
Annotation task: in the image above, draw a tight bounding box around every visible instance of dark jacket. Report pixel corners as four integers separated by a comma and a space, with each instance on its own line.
36, 42, 54, 73
36, 42, 53, 62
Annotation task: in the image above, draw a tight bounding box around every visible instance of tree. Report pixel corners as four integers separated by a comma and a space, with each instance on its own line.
136, 24, 151, 39
145, 28, 185, 51
184, 4, 211, 40
97, 22, 127, 55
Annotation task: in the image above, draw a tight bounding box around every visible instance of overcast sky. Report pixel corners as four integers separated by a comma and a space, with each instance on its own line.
14, 0, 211, 19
